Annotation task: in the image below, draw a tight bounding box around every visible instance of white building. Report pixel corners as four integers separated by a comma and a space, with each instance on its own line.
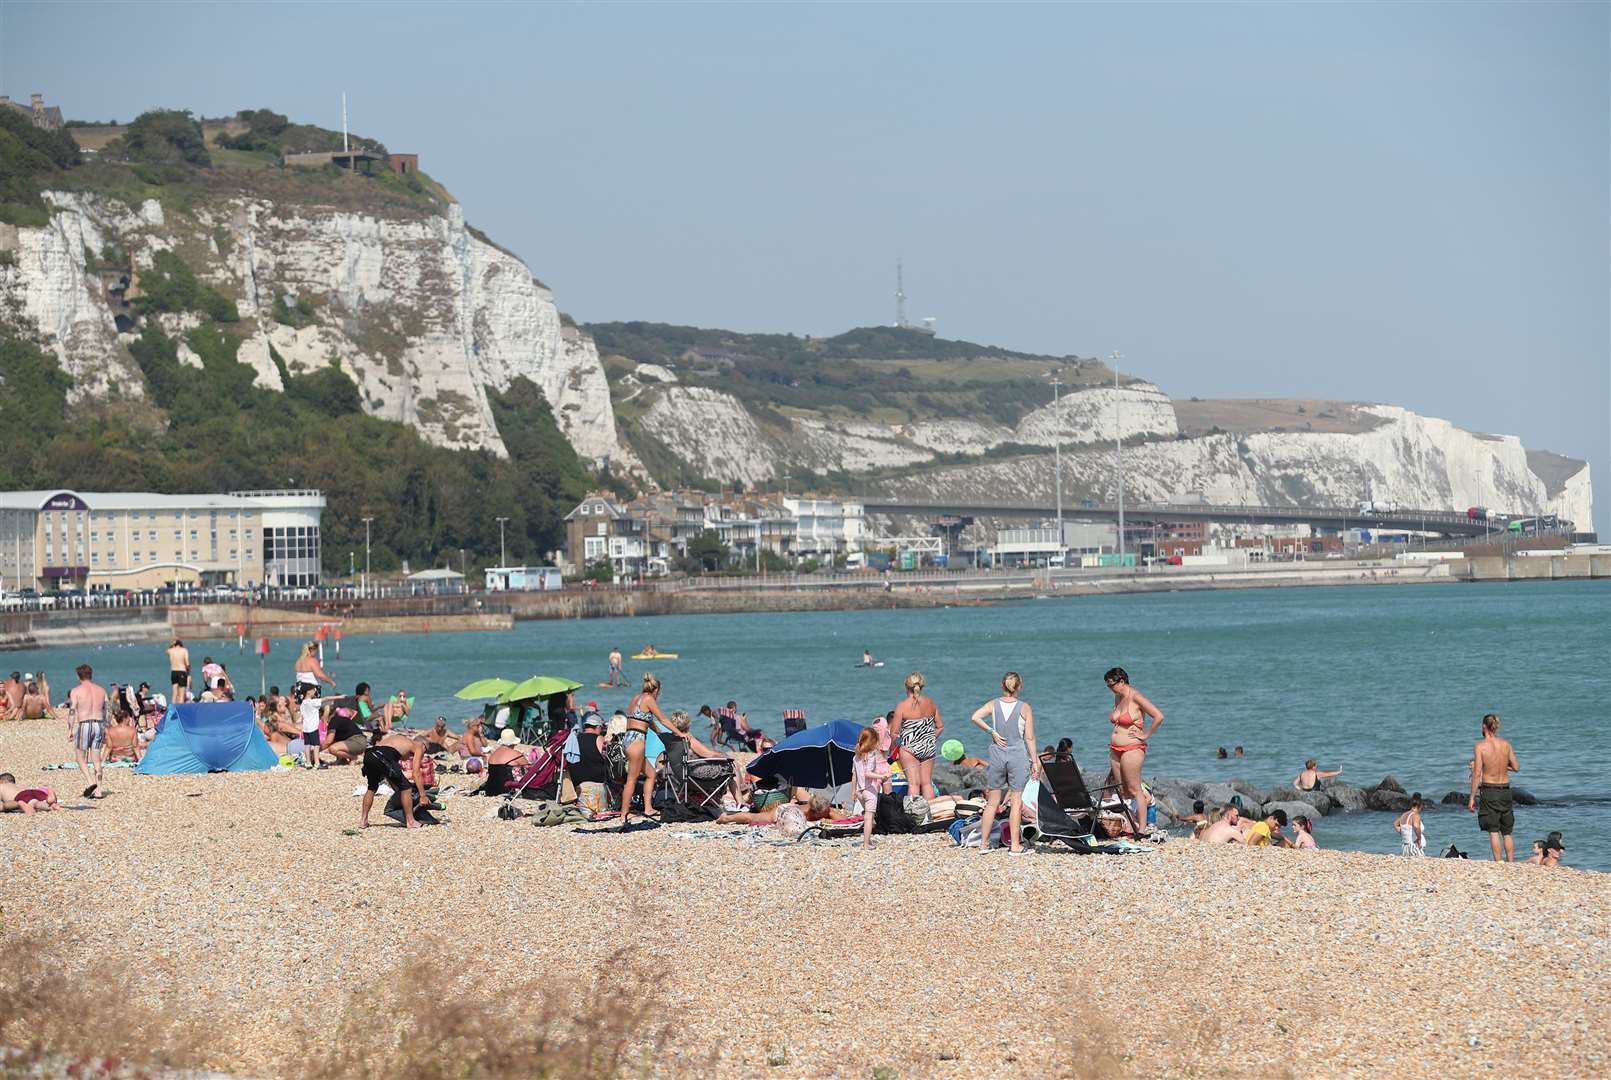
783, 497, 865, 557
484, 565, 563, 591
0, 488, 325, 592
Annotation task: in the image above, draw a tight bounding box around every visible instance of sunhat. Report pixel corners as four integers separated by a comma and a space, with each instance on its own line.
940, 739, 965, 762
497, 729, 519, 747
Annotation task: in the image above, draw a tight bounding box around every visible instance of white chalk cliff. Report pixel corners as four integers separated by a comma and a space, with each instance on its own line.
0, 186, 1590, 528
0, 190, 639, 473
880, 403, 1594, 528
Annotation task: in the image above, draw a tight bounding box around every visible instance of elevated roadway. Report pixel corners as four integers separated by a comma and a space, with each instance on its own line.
859, 498, 1500, 537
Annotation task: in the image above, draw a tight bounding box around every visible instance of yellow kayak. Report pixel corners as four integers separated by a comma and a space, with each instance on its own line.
631, 651, 678, 660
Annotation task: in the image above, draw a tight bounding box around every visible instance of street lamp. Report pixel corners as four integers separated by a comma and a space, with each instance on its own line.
495, 516, 509, 569
361, 516, 374, 596
1110, 351, 1125, 562
1050, 373, 1063, 566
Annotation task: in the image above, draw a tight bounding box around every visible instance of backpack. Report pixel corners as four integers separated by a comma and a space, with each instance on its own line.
603, 735, 629, 784
903, 795, 932, 827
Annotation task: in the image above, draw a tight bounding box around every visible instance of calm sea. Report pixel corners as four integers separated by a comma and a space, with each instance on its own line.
13, 581, 1608, 870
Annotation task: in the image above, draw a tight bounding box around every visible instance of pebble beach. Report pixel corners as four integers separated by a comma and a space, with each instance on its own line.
2, 716, 1607, 1080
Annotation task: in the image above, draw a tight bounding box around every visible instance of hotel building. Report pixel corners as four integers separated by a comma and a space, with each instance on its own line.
0, 489, 326, 592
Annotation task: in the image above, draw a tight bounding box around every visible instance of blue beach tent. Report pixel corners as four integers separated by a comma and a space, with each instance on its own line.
135, 702, 280, 775
745, 718, 863, 789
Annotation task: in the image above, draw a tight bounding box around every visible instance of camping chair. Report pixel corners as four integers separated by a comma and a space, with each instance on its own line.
782, 709, 807, 737
713, 707, 744, 750
1038, 758, 1140, 839
661, 735, 736, 811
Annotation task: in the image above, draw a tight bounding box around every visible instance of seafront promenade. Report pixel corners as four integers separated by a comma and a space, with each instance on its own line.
3, 552, 1605, 650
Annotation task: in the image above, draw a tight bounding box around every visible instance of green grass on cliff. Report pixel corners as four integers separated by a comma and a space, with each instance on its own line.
587, 320, 1113, 429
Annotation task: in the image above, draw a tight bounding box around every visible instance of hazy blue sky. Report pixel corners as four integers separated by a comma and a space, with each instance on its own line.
5, 2, 1607, 531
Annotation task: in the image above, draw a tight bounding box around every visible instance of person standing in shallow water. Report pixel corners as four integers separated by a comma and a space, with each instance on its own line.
1105, 666, 1163, 834
1469, 713, 1520, 862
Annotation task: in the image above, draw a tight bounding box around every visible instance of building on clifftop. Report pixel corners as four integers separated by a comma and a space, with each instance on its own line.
1, 93, 64, 131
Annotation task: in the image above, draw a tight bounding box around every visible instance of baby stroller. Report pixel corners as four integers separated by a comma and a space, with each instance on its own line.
492, 725, 571, 819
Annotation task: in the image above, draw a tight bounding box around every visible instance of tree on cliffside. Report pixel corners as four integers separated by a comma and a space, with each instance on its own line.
0, 106, 82, 225
110, 110, 211, 169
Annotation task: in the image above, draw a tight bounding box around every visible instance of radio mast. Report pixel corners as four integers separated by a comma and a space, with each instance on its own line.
895, 259, 909, 328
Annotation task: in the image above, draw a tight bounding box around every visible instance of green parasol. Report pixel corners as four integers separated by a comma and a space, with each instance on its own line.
497, 675, 584, 703
455, 677, 516, 700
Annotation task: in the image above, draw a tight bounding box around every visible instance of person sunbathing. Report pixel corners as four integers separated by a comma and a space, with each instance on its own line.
1199, 806, 1247, 843
480, 730, 527, 795
717, 788, 850, 825
726, 702, 775, 752
19, 681, 49, 720
422, 716, 460, 755
104, 713, 142, 763
261, 710, 302, 757
458, 717, 488, 771
0, 773, 59, 813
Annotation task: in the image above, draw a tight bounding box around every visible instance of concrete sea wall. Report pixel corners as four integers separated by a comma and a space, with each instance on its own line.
2, 555, 1602, 650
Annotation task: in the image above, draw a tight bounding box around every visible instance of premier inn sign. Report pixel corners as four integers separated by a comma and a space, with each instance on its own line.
42, 492, 90, 511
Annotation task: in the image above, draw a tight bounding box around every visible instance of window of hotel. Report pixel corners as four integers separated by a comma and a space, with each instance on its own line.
190, 530, 197, 540
147, 530, 156, 542
91, 552, 99, 564
229, 549, 237, 560
90, 531, 98, 543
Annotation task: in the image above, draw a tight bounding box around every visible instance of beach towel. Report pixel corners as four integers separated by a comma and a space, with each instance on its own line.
43, 761, 135, 771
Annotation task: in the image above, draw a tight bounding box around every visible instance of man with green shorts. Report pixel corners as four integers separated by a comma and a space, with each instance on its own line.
1467, 713, 1520, 862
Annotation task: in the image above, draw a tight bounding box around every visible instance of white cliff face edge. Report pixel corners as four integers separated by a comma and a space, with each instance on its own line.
0, 190, 640, 475
881, 402, 1594, 528
2, 189, 1591, 526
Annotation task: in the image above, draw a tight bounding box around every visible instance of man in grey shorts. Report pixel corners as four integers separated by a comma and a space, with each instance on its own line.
67, 662, 109, 799
968, 672, 1041, 854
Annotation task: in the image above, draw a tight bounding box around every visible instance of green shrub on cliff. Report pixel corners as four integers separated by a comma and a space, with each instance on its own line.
0, 105, 81, 224
109, 109, 211, 169
135, 250, 238, 322
0, 334, 72, 487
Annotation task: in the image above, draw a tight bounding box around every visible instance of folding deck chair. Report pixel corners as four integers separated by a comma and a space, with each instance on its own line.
713, 707, 743, 749
782, 709, 807, 738
661, 735, 736, 811
1038, 758, 1140, 839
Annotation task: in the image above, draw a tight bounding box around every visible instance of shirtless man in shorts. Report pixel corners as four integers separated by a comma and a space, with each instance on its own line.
359, 731, 429, 829
1468, 713, 1520, 862
166, 639, 191, 705
67, 664, 109, 798
1200, 806, 1246, 844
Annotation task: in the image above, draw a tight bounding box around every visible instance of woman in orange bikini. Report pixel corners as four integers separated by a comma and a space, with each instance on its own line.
1105, 666, 1163, 834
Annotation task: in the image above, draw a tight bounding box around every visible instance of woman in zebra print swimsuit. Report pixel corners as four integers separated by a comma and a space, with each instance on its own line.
891, 671, 942, 801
